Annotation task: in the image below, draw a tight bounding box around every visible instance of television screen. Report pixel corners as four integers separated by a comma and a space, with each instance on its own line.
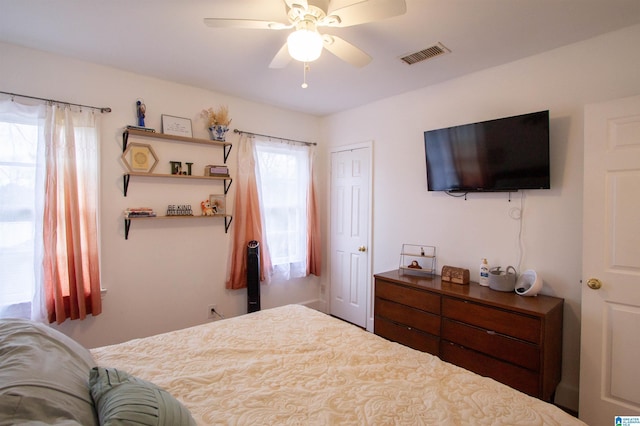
424, 110, 550, 192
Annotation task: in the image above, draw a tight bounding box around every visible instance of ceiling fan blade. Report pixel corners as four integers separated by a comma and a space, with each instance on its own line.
269, 42, 292, 69
326, 0, 406, 27
204, 18, 291, 30
322, 34, 371, 67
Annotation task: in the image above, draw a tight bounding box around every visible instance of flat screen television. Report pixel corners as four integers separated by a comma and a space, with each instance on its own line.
424, 110, 550, 192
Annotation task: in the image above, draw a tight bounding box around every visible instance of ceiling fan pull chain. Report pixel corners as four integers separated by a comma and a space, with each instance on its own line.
301, 62, 310, 88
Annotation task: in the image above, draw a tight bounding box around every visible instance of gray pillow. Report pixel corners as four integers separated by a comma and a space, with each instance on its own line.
0, 318, 98, 426
89, 367, 196, 426
0, 394, 83, 426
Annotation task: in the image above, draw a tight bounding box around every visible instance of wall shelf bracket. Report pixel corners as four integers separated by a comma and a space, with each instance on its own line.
122, 131, 129, 152
123, 174, 131, 196
224, 144, 232, 163
124, 218, 131, 240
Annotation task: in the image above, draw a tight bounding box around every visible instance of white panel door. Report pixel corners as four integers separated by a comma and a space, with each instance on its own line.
580, 95, 640, 425
330, 146, 371, 328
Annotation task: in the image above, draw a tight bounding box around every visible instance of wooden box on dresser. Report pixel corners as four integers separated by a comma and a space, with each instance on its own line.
374, 269, 563, 402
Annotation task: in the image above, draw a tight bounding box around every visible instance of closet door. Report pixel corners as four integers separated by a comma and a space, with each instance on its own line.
330, 144, 371, 328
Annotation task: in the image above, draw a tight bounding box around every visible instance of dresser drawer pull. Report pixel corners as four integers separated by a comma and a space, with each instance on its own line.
486, 330, 496, 335
406, 326, 412, 331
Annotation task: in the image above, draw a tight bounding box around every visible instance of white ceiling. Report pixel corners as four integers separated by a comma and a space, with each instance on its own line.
1, 0, 639, 116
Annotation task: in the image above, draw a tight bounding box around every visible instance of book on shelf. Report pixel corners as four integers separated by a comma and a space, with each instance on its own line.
204, 164, 229, 176
126, 125, 156, 133
124, 208, 156, 218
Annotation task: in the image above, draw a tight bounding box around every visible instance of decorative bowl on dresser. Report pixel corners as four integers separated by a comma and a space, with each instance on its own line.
373, 269, 563, 402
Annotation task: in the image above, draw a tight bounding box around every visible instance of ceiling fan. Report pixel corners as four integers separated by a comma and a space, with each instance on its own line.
204, 0, 407, 69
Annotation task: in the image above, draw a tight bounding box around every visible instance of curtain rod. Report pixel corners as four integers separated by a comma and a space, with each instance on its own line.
0, 90, 112, 113
234, 128, 316, 146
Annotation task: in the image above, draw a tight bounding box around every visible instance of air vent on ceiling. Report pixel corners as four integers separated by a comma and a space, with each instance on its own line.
400, 43, 450, 65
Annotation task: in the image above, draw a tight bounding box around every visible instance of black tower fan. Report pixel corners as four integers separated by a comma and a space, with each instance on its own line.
247, 240, 260, 313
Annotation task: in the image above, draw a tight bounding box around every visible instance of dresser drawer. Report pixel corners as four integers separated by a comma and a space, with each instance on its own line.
375, 317, 439, 355
441, 318, 540, 371
376, 280, 441, 315
375, 298, 441, 336
441, 341, 540, 398
442, 297, 541, 344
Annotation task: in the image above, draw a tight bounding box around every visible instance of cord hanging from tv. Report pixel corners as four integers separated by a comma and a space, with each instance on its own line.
424, 110, 550, 193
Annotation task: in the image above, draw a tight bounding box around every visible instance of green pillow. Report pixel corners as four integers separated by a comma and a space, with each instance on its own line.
89, 367, 195, 426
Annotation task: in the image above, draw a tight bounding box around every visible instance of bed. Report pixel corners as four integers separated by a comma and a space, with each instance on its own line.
1, 304, 584, 425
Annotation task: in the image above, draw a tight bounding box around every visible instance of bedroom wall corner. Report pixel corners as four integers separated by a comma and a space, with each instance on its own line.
0, 41, 325, 348
319, 24, 640, 413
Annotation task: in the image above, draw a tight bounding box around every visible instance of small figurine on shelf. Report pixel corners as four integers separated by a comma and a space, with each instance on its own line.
136, 99, 146, 127
407, 260, 422, 269
201, 200, 215, 216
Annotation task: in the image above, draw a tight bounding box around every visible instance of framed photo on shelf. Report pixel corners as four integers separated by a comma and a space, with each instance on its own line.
121, 142, 159, 173
209, 194, 226, 215
161, 114, 193, 138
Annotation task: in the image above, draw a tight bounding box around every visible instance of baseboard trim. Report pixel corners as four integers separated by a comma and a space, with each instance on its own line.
554, 381, 579, 414
555, 403, 579, 418
299, 299, 327, 313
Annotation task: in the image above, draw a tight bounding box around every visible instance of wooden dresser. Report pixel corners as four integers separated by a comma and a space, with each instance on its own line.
374, 269, 563, 402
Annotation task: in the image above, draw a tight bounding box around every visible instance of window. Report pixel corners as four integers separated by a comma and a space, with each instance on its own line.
255, 140, 310, 278
0, 99, 102, 322
0, 114, 40, 310
226, 134, 320, 289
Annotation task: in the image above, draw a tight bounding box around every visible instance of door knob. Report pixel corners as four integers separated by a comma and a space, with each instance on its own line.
586, 278, 602, 290
358, 246, 366, 252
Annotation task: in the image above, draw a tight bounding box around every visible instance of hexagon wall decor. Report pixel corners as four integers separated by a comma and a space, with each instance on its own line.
121, 142, 158, 173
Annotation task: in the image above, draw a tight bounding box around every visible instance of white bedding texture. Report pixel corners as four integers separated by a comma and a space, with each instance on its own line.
90, 305, 585, 425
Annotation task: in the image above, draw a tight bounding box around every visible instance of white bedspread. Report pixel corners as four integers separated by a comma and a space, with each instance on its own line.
91, 304, 584, 425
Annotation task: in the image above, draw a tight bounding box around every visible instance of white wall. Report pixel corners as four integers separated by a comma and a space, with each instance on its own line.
320, 24, 640, 411
0, 42, 323, 348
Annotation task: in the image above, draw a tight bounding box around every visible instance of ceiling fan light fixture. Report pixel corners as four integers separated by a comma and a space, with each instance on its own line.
287, 21, 323, 62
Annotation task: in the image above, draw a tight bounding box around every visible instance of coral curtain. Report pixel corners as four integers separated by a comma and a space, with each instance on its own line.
306, 146, 321, 276
226, 135, 272, 289
43, 105, 102, 323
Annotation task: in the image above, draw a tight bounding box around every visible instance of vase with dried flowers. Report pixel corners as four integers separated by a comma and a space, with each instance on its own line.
201, 105, 232, 141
